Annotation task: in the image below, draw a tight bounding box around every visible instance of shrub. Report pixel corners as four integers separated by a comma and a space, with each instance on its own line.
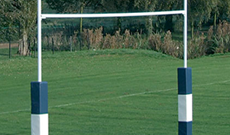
187, 33, 206, 59
206, 21, 230, 54
148, 33, 162, 51
42, 21, 230, 59
149, 31, 183, 58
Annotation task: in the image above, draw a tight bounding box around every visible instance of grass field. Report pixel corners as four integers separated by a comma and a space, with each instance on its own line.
0, 49, 230, 135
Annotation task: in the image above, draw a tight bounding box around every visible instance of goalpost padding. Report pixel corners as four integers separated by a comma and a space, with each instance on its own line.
178, 68, 192, 135
31, 82, 48, 135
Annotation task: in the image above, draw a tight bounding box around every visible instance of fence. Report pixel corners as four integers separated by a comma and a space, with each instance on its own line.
0, 26, 20, 58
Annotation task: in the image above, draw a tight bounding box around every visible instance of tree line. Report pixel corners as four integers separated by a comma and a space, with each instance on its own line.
0, 0, 230, 56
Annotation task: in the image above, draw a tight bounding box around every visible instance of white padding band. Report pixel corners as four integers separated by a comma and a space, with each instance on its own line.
178, 94, 193, 122
31, 114, 49, 135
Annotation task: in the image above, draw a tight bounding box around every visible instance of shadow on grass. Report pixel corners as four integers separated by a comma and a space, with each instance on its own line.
0, 53, 9, 56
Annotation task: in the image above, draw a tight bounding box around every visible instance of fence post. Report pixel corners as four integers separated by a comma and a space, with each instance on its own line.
7, 27, 11, 59
46, 36, 49, 51
34, 38, 36, 58
79, 34, 82, 51
9, 36, 11, 59
70, 36, 72, 52
52, 38, 54, 54
28, 38, 31, 57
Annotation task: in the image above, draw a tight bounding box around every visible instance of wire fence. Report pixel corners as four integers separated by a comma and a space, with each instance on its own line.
0, 17, 152, 58
3, 17, 229, 59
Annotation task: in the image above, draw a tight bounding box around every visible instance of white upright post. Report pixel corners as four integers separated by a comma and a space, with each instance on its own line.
31, 1, 49, 135
184, 0, 188, 68
38, 0, 42, 82
178, 1, 192, 135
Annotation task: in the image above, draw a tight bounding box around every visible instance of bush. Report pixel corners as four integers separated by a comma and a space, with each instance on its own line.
207, 21, 230, 54
149, 31, 183, 58
187, 32, 207, 59
41, 21, 230, 59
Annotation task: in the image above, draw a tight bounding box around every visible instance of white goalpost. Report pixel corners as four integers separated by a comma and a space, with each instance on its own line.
32, 0, 191, 135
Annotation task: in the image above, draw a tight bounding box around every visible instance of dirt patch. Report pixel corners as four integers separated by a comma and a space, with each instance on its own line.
0, 43, 18, 49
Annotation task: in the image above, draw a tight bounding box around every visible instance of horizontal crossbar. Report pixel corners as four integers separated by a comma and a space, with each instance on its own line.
41, 10, 185, 19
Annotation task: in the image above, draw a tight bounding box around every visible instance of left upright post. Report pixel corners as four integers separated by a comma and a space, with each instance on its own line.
37, 0, 42, 82
31, 1, 49, 135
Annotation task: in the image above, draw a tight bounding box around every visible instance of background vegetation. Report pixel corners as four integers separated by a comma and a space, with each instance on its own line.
0, 0, 230, 58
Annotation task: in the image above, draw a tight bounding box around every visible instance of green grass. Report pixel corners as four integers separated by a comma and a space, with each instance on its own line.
0, 49, 230, 134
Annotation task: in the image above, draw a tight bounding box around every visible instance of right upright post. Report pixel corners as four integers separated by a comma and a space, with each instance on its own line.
178, 0, 192, 135
183, 0, 188, 68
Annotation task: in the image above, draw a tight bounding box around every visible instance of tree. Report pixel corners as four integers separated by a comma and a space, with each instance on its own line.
156, 0, 182, 32
188, 0, 211, 38
134, 0, 158, 36
0, 0, 37, 56
96, 0, 135, 31
46, 0, 134, 32
46, 0, 101, 33
157, 0, 212, 37
209, 0, 230, 29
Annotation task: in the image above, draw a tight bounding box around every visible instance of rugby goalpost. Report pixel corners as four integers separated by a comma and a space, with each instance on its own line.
31, 0, 192, 135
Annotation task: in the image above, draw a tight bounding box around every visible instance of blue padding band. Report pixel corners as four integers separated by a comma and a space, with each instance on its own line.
178, 68, 192, 94
31, 82, 48, 114
178, 121, 192, 135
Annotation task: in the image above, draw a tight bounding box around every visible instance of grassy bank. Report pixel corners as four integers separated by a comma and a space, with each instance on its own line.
0, 49, 229, 134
